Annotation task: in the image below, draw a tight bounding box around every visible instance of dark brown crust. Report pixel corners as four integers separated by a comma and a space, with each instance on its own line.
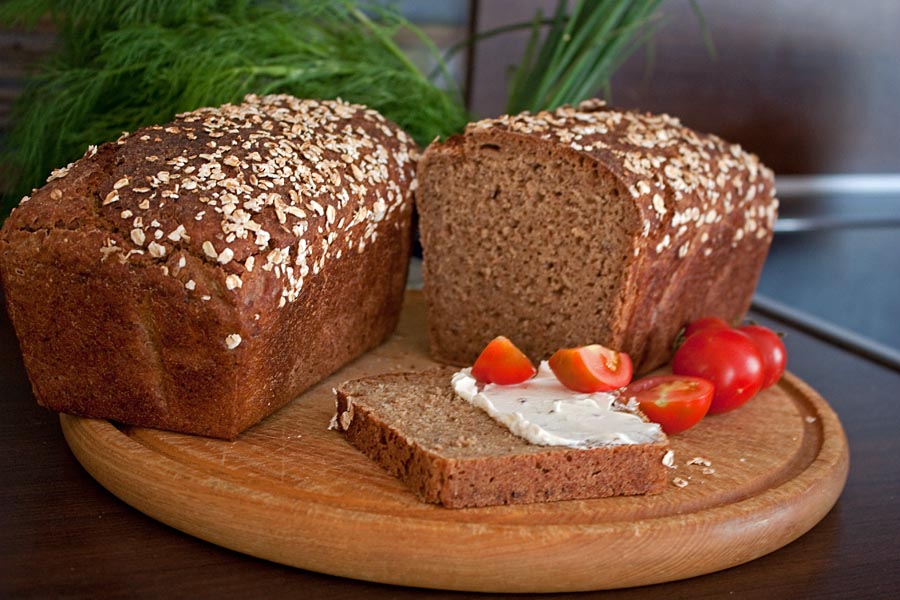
334, 369, 669, 509
416, 100, 777, 373
0, 95, 417, 439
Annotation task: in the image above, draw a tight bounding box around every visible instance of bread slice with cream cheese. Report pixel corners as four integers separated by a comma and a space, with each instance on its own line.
333, 368, 669, 508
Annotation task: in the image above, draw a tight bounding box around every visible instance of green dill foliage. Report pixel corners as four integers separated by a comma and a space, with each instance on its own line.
506, 0, 664, 114
0, 0, 468, 205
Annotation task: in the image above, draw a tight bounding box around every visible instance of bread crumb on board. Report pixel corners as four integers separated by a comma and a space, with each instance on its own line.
662, 450, 676, 468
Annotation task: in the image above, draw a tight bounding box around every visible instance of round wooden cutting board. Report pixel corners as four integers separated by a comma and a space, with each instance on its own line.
61, 291, 849, 593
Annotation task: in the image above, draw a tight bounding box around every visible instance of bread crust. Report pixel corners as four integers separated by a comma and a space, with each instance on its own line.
0, 94, 417, 439
334, 369, 669, 508
417, 100, 778, 373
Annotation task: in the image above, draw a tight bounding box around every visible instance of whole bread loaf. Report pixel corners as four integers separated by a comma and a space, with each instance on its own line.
333, 368, 669, 508
0, 94, 417, 439
416, 100, 778, 373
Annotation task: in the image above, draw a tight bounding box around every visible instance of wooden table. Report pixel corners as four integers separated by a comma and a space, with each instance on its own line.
2, 296, 898, 599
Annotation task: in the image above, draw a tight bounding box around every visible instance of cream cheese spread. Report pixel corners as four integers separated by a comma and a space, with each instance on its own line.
451, 361, 663, 448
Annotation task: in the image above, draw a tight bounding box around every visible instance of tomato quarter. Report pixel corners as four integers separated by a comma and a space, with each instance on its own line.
548, 344, 633, 393
672, 328, 764, 414
470, 336, 536, 385
623, 375, 713, 434
738, 324, 787, 389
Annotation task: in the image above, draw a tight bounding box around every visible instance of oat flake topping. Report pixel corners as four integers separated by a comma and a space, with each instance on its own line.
82, 94, 416, 307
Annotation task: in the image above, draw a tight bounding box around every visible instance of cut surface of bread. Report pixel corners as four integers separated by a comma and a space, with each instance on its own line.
416, 100, 778, 373
333, 368, 669, 508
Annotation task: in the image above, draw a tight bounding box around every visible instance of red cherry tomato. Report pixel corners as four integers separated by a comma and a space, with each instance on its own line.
683, 316, 730, 339
738, 325, 787, 389
471, 336, 536, 385
623, 375, 713, 434
548, 344, 633, 393
672, 328, 764, 414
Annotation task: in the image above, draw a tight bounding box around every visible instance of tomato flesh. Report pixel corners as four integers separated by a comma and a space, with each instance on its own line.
470, 336, 536, 385
623, 375, 713, 434
548, 344, 633, 393
672, 328, 764, 414
738, 324, 787, 388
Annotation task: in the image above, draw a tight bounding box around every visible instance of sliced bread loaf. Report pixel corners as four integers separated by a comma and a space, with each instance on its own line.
416, 100, 778, 373
333, 368, 669, 508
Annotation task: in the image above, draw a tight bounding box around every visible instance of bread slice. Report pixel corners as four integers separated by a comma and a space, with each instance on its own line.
416, 100, 778, 374
333, 368, 669, 508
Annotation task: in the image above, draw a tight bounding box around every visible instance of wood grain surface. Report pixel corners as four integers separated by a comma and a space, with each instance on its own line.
57, 291, 849, 593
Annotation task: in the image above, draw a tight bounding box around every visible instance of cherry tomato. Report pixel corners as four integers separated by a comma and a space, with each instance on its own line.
623, 375, 713, 434
471, 336, 536, 385
683, 316, 730, 340
738, 324, 787, 389
672, 328, 764, 414
548, 344, 633, 393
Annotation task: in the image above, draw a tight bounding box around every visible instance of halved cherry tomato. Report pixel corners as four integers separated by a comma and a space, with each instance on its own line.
623, 375, 713, 434
738, 324, 787, 389
470, 336, 536, 385
683, 316, 730, 340
672, 328, 764, 414
548, 344, 633, 393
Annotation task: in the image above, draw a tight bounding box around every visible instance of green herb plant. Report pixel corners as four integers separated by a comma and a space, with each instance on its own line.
0, 0, 673, 210
0, 0, 467, 207
506, 0, 663, 114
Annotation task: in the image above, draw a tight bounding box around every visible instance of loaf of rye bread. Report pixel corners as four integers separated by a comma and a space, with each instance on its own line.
0, 94, 417, 439
333, 368, 669, 508
416, 100, 778, 373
